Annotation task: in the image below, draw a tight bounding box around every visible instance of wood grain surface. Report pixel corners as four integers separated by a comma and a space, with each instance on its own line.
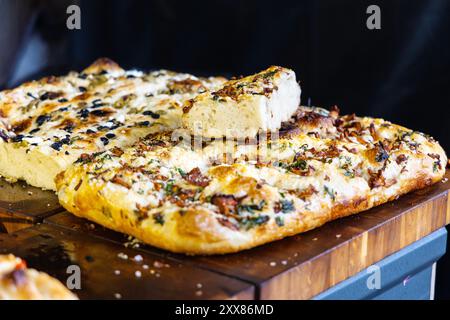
43, 172, 450, 299
0, 223, 254, 300
0, 179, 63, 223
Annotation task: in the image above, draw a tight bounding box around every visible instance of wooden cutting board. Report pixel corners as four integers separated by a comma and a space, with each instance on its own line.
1, 171, 450, 299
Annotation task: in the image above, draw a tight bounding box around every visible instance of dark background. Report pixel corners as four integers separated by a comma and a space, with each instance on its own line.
1, 0, 449, 298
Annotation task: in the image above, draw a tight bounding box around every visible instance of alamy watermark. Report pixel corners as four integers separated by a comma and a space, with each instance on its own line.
366, 264, 381, 290
66, 4, 81, 30
66, 264, 81, 290
366, 5, 381, 30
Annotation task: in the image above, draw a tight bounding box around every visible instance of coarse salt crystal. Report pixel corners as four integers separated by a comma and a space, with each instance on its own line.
117, 253, 128, 260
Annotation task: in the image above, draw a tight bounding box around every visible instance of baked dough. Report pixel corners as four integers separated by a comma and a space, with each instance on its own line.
56, 106, 447, 255
0, 254, 77, 300
182, 66, 301, 138
0, 58, 226, 190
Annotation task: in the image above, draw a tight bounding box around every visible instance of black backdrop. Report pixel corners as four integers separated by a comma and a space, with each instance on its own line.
1, 0, 450, 298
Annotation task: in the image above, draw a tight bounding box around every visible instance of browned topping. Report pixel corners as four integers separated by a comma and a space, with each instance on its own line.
396, 154, 408, 164
428, 153, 441, 160
132, 137, 169, 156
368, 168, 387, 189
110, 146, 124, 157
73, 92, 91, 101
285, 110, 337, 139
366, 141, 389, 163
40, 91, 63, 100
273, 202, 282, 213
310, 144, 340, 160
169, 188, 197, 206
279, 121, 301, 138
211, 194, 238, 216
74, 179, 83, 191
86, 57, 120, 73
42, 76, 59, 84
76, 153, 97, 164
153, 182, 162, 191
218, 218, 239, 230
291, 185, 318, 201
120, 163, 147, 175
290, 163, 315, 176
183, 167, 210, 187
55, 118, 76, 131
211, 67, 282, 102
329, 105, 340, 118
182, 99, 195, 114
168, 79, 206, 94
89, 108, 115, 118
111, 175, 131, 189
11, 118, 32, 133
343, 145, 358, 154
375, 141, 389, 162
369, 123, 378, 140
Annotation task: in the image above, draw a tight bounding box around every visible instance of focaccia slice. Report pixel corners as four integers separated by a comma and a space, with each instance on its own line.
55, 106, 447, 255
182, 66, 301, 138
0, 254, 77, 300
0, 58, 226, 190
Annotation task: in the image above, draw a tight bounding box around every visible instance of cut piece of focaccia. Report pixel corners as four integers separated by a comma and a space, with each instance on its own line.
56, 106, 447, 255
182, 66, 301, 138
0, 254, 77, 300
0, 58, 226, 190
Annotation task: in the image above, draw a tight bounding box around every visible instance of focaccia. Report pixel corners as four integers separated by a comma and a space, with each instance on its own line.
0, 58, 226, 190
0, 254, 77, 300
182, 66, 301, 138
55, 106, 447, 255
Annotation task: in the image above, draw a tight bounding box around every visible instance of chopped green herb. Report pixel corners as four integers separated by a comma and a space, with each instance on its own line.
344, 171, 355, 178
153, 213, 165, 225
279, 199, 295, 213
164, 180, 175, 194
289, 159, 307, 171
433, 161, 440, 173
238, 200, 266, 215
324, 185, 336, 201
275, 216, 284, 227
240, 215, 269, 230
176, 167, 186, 177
